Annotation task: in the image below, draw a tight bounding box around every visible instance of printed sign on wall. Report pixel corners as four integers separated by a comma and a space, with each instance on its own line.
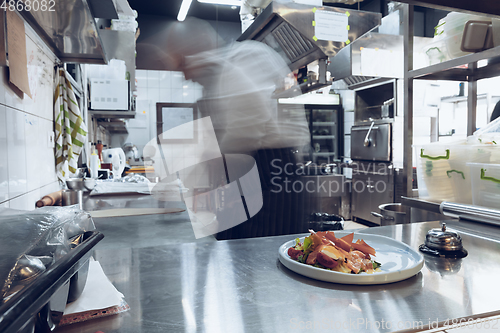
293, 0, 322, 5
314, 10, 349, 42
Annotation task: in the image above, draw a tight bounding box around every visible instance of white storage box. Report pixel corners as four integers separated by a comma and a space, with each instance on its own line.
447, 145, 492, 204
414, 142, 455, 201
468, 162, 500, 209
90, 79, 129, 110
442, 12, 491, 58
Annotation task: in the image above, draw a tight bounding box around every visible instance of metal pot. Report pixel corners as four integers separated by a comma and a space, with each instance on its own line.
371, 203, 407, 225
66, 178, 96, 192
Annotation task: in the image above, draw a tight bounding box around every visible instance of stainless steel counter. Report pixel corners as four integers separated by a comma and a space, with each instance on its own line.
55, 218, 500, 333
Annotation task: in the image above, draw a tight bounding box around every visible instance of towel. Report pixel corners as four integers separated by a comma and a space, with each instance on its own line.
54, 68, 87, 181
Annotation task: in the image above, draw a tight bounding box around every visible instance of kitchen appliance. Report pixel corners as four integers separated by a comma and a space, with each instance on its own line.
123, 143, 141, 166
90, 79, 129, 110
238, 1, 381, 94
350, 80, 403, 224
102, 148, 126, 178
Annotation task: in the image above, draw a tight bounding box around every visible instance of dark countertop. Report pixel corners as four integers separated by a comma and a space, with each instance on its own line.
54, 199, 500, 333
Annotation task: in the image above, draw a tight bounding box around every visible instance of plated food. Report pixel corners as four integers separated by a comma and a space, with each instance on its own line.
287, 229, 381, 274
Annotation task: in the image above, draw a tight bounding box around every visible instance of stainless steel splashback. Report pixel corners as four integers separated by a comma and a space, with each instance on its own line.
238, 1, 381, 72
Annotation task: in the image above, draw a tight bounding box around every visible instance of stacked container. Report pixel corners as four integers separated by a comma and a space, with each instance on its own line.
424, 12, 492, 64
415, 141, 497, 204
468, 162, 500, 208
414, 142, 457, 202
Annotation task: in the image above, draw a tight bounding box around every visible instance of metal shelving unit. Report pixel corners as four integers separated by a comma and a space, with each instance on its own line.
88, 110, 136, 119
401, 2, 500, 200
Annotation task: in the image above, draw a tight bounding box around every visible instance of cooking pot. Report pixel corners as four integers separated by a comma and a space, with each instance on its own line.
371, 203, 408, 225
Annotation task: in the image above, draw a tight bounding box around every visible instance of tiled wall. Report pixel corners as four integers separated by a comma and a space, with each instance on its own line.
111, 70, 203, 158
0, 25, 59, 210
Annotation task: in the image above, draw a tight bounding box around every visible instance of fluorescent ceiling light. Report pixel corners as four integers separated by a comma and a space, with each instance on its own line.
198, 0, 242, 6
177, 0, 193, 21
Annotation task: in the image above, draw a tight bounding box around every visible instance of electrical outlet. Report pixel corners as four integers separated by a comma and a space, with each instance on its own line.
47, 131, 55, 148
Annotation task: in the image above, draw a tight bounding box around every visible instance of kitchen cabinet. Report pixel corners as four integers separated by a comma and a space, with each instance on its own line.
401, 2, 500, 199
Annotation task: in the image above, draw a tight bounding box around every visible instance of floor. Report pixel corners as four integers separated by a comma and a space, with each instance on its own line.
343, 220, 370, 230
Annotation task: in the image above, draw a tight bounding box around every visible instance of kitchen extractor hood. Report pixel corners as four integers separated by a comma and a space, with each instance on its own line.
237, 1, 381, 72
328, 32, 433, 90
328, 6, 434, 90
17, 0, 115, 64
329, 32, 404, 90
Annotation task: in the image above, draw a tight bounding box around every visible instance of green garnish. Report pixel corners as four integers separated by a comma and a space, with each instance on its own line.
303, 236, 312, 253
372, 261, 382, 269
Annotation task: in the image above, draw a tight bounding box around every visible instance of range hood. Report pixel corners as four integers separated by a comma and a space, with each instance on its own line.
329, 7, 433, 90
237, 1, 382, 72
329, 33, 404, 90
17, 0, 115, 64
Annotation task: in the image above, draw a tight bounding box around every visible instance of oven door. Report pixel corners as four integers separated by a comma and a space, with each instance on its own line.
351, 122, 391, 162
351, 171, 394, 224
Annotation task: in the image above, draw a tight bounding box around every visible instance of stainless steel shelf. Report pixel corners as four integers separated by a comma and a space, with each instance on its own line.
441, 93, 500, 103
409, 45, 500, 81
89, 110, 136, 119
402, 1, 500, 200
97, 121, 128, 134
272, 80, 332, 99
394, 0, 500, 17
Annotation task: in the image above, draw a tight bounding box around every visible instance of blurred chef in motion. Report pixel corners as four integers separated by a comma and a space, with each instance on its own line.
165, 18, 313, 239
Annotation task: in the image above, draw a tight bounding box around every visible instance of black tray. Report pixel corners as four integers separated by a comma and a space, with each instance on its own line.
0, 230, 104, 333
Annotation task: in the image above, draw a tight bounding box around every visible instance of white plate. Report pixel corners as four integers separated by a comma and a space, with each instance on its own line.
278, 231, 424, 285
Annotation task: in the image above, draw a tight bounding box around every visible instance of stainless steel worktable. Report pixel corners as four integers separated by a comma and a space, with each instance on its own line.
55, 218, 500, 333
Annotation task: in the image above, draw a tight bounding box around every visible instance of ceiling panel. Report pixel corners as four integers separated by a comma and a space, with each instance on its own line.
128, 0, 241, 22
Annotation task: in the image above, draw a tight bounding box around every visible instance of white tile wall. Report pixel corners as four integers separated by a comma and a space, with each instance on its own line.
6, 107, 28, 198
25, 113, 40, 192
0, 105, 8, 203
0, 26, 60, 210
159, 71, 171, 89
125, 70, 203, 160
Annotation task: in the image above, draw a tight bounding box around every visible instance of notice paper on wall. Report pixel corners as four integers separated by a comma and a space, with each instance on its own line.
314, 10, 349, 42
6, 10, 31, 98
293, 0, 322, 5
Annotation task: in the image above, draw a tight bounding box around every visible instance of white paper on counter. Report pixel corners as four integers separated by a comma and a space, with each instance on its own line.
64, 260, 124, 315
90, 179, 188, 196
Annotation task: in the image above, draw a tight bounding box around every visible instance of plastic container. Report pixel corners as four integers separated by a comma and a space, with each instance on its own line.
90, 150, 100, 179
468, 162, 500, 209
423, 39, 450, 65
447, 145, 492, 203
414, 142, 455, 201
414, 140, 492, 203
441, 12, 492, 58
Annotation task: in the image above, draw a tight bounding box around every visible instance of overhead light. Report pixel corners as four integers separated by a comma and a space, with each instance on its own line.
177, 0, 193, 21
198, 0, 242, 6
